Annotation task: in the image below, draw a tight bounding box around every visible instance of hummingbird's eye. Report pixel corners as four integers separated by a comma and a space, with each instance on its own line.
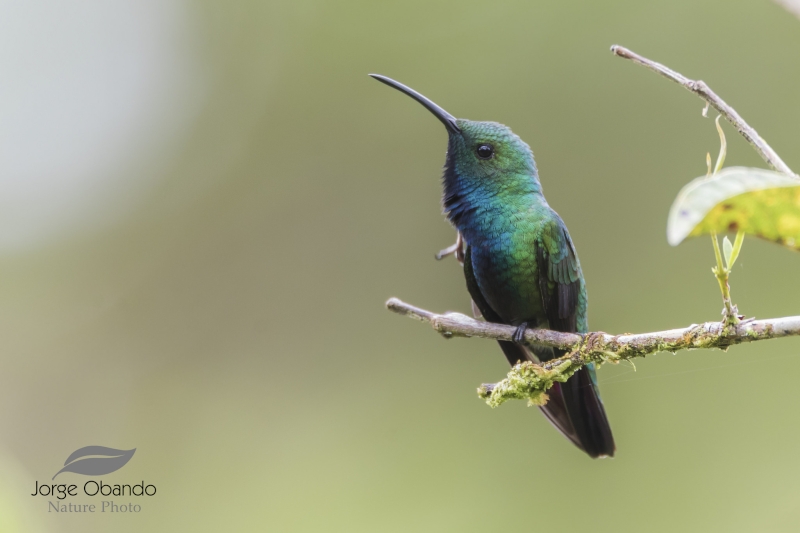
476, 144, 494, 160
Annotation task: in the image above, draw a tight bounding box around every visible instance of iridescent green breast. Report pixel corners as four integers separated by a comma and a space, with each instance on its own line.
468, 222, 547, 326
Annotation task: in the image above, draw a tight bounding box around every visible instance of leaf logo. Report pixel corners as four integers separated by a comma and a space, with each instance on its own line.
52, 446, 136, 480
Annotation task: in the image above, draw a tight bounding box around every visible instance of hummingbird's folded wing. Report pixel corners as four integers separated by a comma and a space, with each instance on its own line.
536, 216, 615, 458
462, 244, 582, 451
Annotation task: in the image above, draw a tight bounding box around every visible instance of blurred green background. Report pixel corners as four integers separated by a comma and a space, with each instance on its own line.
1, 0, 799, 531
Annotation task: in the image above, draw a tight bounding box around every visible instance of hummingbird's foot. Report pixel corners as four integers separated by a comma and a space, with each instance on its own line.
512, 322, 529, 346
435, 232, 465, 264
435, 242, 460, 260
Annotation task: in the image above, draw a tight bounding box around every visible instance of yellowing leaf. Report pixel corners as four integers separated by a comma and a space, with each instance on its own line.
667, 167, 800, 249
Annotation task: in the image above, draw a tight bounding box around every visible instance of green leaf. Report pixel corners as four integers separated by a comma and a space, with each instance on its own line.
722, 236, 733, 268
667, 166, 800, 249
728, 231, 744, 268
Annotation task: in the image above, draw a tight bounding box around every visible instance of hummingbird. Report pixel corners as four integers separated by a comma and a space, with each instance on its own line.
371, 74, 615, 458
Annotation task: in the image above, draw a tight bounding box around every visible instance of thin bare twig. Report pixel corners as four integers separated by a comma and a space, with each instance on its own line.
387, 298, 800, 406
610, 45, 796, 176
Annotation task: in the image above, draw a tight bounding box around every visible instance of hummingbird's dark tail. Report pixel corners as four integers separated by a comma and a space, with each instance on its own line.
497, 342, 615, 458
560, 364, 615, 458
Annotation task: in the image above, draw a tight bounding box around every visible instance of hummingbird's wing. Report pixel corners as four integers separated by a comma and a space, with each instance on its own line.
462, 244, 583, 451
536, 217, 615, 458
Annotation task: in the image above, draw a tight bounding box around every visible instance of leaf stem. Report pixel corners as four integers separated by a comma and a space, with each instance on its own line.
713, 116, 727, 174
711, 233, 740, 327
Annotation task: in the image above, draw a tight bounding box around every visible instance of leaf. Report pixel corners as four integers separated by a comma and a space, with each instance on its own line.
728, 231, 744, 268
667, 166, 800, 249
723, 236, 733, 268
52, 446, 136, 480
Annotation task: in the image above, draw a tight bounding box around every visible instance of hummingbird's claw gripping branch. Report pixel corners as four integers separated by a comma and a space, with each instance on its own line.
610, 45, 796, 177
386, 298, 800, 408
512, 323, 529, 346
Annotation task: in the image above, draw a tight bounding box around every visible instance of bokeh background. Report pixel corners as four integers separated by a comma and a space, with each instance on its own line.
1, 0, 799, 531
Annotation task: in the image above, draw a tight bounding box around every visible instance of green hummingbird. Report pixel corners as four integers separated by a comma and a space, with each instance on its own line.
372, 74, 615, 458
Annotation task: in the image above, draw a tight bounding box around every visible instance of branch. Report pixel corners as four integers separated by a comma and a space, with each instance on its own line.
610, 45, 796, 176
387, 298, 800, 407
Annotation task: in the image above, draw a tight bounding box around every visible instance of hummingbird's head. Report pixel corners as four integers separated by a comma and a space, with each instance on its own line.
369, 74, 538, 182
370, 74, 541, 231
447, 119, 537, 181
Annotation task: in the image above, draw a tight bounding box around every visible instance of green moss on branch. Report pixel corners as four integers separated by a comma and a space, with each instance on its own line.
386, 298, 800, 408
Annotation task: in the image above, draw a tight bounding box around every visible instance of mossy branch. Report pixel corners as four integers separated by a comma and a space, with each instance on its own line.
387, 298, 800, 408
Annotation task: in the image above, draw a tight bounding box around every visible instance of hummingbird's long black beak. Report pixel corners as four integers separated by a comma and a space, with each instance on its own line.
369, 74, 461, 134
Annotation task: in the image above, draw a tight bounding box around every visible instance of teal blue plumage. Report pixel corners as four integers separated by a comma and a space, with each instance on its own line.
372, 75, 614, 458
